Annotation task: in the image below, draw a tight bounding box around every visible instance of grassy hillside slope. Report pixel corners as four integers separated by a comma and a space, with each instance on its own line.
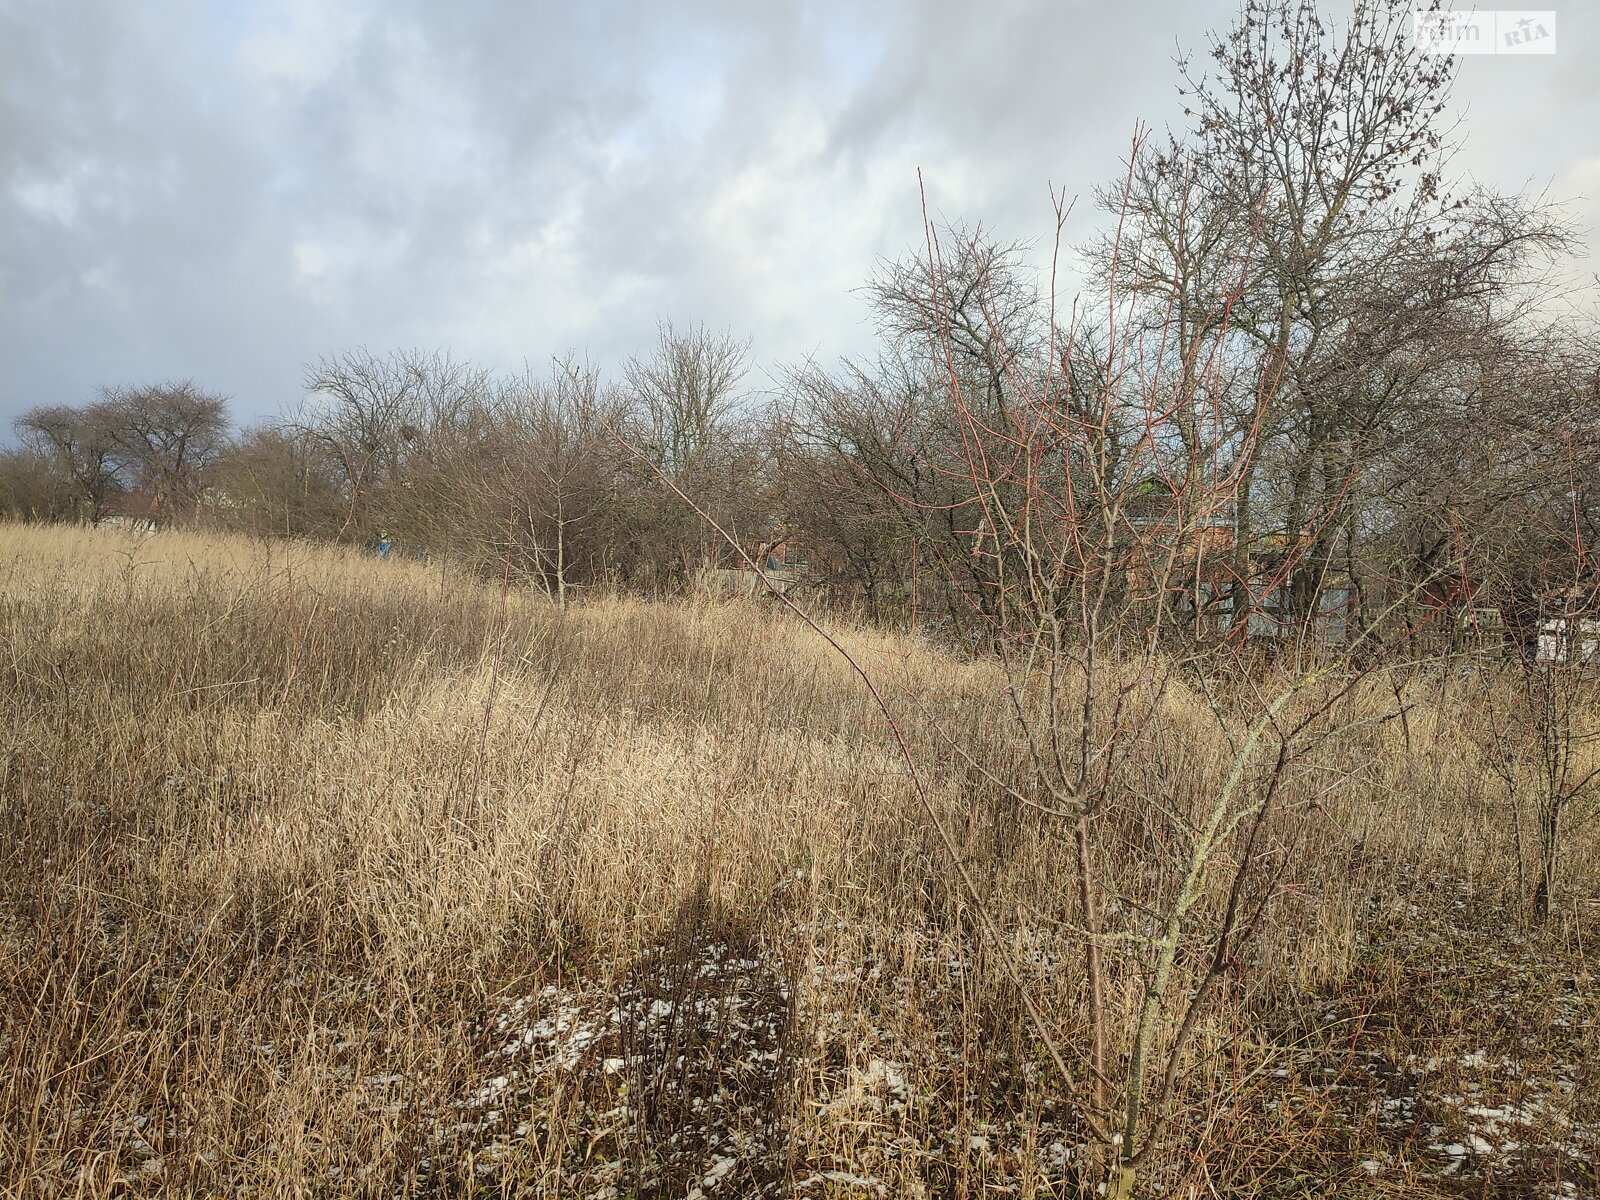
1, 524, 1595, 1197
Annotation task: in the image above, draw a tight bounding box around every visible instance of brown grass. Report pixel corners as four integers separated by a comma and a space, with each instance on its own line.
1, 523, 1596, 1198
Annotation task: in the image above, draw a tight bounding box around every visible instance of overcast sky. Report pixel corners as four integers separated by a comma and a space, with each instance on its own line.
2, 1, 1595, 430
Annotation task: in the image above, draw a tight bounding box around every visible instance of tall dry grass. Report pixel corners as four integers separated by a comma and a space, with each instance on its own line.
1, 524, 1595, 1197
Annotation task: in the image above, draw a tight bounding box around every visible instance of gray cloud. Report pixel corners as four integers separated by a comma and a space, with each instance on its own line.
2, 0, 1594, 429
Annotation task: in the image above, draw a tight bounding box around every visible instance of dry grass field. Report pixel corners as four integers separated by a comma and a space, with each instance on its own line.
1, 523, 1597, 1198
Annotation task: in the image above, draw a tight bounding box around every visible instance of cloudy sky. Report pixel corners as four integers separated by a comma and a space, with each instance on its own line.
1, 1, 1595, 430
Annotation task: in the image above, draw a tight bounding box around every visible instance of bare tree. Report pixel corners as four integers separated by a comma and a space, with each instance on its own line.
1459, 338, 1600, 924
868, 226, 1042, 415
618, 321, 782, 582
622, 320, 750, 479
97, 380, 231, 523
777, 358, 934, 618
15, 402, 125, 524
207, 424, 347, 537
1090, 0, 1571, 627
486, 357, 630, 605
0, 446, 76, 522
293, 348, 491, 541
631, 130, 1398, 1197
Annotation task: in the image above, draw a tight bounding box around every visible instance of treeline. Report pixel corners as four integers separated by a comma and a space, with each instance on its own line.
5, 0, 1600, 641
0, 327, 794, 597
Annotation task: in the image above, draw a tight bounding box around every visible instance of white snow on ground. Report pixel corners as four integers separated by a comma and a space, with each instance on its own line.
57, 893, 1594, 1196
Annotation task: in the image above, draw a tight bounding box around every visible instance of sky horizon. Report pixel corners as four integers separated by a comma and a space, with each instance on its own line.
3, 1, 1596, 434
